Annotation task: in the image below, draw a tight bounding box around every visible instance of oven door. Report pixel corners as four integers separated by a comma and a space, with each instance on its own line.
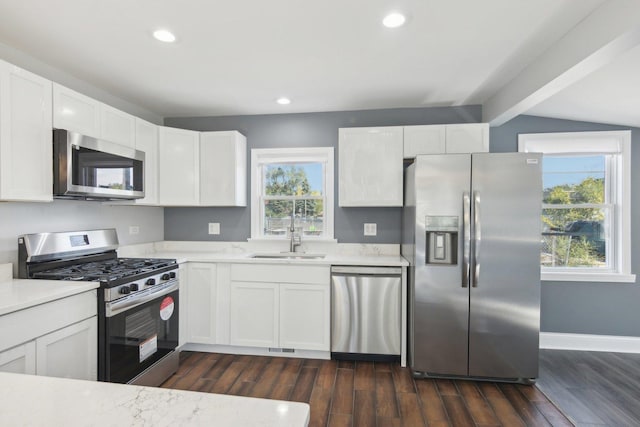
103, 281, 179, 384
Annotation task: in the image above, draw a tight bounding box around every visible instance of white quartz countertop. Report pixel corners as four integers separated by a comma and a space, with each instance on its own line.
0, 372, 310, 426
0, 278, 99, 316
138, 251, 408, 267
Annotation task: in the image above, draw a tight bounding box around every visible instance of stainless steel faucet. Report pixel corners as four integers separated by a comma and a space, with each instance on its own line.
289, 207, 301, 253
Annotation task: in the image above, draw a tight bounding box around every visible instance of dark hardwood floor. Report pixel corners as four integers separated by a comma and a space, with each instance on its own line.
160, 351, 571, 426
537, 349, 640, 426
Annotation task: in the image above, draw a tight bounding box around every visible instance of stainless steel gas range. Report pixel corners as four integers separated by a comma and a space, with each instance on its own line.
18, 229, 179, 386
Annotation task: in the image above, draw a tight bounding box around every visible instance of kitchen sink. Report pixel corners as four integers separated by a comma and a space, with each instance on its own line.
250, 253, 325, 260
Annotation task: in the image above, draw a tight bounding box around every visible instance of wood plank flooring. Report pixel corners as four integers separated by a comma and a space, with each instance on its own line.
537, 349, 640, 426
160, 351, 571, 426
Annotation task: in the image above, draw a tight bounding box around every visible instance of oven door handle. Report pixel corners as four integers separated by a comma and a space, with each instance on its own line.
105, 280, 179, 317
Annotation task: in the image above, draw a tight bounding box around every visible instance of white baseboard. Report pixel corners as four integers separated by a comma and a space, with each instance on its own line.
540, 332, 640, 353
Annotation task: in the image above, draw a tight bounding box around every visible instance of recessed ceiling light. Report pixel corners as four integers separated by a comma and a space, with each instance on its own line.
153, 29, 176, 43
276, 97, 291, 105
382, 12, 406, 28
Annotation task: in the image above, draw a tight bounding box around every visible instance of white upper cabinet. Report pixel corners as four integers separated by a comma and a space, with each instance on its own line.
54, 83, 137, 148
403, 125, 446, 157
100, 104, 136, 148
200, 131, 247, 206
403, 123, 489, 158
445, 123, 489, 153
339, 126, 404, 207
158, 126, 200, 206
134, 119, 159, 205
52, 83, 101, 138
0, 60, 53, 202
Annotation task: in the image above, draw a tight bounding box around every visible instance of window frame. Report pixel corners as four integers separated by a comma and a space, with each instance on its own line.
519, 130, 635, 283
250, 147, 334, 241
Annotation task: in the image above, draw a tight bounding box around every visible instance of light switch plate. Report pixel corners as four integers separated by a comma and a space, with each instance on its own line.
208, 222, 220, 235
364, 223, 377, 236
129, 226, 139, 235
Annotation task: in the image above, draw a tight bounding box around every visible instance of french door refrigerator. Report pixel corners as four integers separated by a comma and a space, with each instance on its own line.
402, 153, 542, 383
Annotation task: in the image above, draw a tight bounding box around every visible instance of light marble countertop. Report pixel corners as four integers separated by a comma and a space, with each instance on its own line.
0, 277, 99, 316
0, 372, 310, 426
118, 241, 409, 267
149, 251, 408, 267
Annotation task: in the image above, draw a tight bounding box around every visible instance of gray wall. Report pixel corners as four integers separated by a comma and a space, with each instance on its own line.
0, 201, 164, 275
491, 115, 639, 337
164, 106, 481, 243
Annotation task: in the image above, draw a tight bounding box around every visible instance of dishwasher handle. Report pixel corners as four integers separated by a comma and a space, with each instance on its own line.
331, 266, 402, 276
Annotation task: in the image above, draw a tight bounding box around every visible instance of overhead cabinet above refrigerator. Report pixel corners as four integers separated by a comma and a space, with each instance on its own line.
402, 153, 542, 383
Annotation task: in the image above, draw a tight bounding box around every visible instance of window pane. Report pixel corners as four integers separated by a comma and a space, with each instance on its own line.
542, 207, 607, 268
263, 199, 324, 237
543, 155, 605, 204
264, 163, 323, 196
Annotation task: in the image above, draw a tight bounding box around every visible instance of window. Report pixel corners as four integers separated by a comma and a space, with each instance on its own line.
519, 131, 634, 283
251, 147, 334, 240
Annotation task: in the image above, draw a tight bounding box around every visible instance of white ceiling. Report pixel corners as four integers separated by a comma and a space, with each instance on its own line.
1, 0, 638, 127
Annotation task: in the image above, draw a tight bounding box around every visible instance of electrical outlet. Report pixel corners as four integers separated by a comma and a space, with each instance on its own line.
364, 223, 377, 236
208, 222, 220, 235
129, 226, 140, 235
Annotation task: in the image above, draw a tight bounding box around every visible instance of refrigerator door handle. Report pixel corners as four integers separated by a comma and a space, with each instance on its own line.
472, 191, 481, 287
462, 192, 471, 287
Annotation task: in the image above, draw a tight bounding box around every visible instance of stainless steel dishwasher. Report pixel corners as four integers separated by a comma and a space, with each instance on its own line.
331, 266, 402, 361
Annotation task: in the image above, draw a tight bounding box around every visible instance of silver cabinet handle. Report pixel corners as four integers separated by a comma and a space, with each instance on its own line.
472, 191, 481, 287
462, 192, 470, 288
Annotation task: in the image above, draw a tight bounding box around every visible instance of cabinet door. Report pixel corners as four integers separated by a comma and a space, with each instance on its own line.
158, 126, 200, 205
101, 104, 136, 148
0, 60, 53, 201
0, 341, 36, 375
200, 131, 247, 206
134, 119, 159, 205
339, 126, 403, 206
229, 282, 279, 348
178, 263, 188, 347
279, 284, 330, 351
445, 123, 489, 153
187, 263, 217, 344
52, 83, 101, 138
403, 125, 446, 158
35, 317, 97, 380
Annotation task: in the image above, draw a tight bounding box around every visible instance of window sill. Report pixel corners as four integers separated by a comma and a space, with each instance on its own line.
542, 272, 636, 283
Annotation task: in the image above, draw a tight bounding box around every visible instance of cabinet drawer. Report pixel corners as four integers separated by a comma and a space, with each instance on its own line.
231, 263, 329, 285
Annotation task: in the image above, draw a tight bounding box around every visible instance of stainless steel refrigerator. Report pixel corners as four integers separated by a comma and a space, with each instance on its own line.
402, 153, 542, 383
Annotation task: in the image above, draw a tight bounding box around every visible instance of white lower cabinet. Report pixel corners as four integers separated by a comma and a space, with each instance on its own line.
0, 290, 97, 380
229, 282, 279, 348
183, 262, 330, 354
0, 341, 36, 375
279, 283, 330, 351
228, 264, 330, 352
35, 317, 97, 380
186, 263, 217, 344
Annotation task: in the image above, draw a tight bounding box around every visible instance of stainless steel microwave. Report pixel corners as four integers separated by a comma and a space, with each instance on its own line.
53, 129, 145, 200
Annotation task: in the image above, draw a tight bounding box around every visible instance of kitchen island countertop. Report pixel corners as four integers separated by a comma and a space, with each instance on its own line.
0, 371, 310, 426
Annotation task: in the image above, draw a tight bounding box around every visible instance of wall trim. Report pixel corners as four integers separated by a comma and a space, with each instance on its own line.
540, 332, 640, 353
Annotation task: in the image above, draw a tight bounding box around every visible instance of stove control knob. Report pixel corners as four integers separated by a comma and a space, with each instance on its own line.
130, 283, 139, 291
146, 278, 156, 286
169, 272, 177, 279
161, 273, 171, 281
119, 286, 131, 295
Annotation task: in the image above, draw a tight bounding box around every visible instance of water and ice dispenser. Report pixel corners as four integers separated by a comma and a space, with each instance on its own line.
425, 216, 458, 265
